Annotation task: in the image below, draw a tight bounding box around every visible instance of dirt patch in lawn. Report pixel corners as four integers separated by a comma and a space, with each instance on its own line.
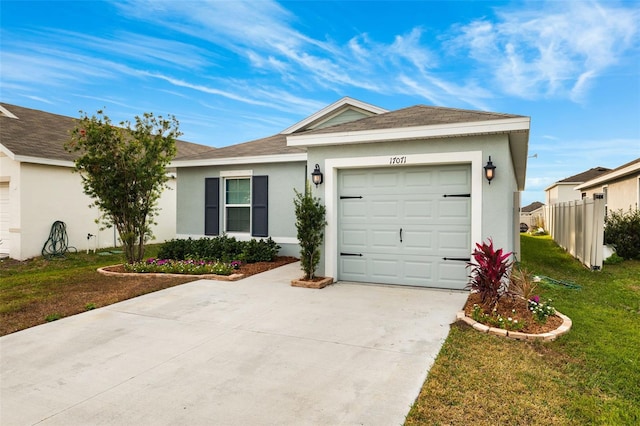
0, 256, 298, 336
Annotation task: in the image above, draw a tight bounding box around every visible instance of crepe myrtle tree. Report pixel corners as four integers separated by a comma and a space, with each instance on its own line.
66, 110, 180, 263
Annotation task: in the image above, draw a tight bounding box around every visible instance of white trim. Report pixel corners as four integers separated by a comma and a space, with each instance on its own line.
220, 170, 253, 177
574, 161, 640, 190
6, 153, 75, 168
288, 117, 530, 147
0, 105, 18, 119
323, 151, 483, 281
170, 153, 307, 168
282, 97, 388, 134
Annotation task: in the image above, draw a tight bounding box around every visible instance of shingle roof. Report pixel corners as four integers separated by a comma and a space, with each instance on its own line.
0, 103, 212, 163
175, 133, 306, 161
521, 201, 544, 212
299, 105, 524, 135
181, 104, 524, 161
558, 167, 611, 183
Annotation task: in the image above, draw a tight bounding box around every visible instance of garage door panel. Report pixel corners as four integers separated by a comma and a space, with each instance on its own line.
339, 165, 470, 289
438, 199, 470, 219
404, 200, 433, 218
371, 201, 398, 218
438, 231, 471, 252
438, 262, 469, 285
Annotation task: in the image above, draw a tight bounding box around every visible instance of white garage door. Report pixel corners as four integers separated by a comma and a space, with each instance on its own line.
338, 165, 471, 289
0, 182, 9, 256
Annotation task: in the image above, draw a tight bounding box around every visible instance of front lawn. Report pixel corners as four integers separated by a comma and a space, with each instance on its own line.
406, 234, 640, 425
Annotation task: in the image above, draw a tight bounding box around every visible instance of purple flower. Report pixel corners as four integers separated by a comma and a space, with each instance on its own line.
156, 259, 167, 266
530, 295, 540, 303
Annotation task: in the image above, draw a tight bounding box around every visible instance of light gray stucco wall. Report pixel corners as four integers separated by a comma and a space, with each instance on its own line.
176, 161, 306, 257
306, 134, 519, 276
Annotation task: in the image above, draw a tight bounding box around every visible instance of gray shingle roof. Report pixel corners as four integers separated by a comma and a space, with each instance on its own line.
175, 133, 306, 161
181, 104, 524, 161
0, 103, 212, 163
521, 201, 544, 212
299, 105, 524, 135
558, 167, 611, 183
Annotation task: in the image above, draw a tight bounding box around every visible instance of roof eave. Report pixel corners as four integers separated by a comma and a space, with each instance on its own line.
171, 152, 307, 168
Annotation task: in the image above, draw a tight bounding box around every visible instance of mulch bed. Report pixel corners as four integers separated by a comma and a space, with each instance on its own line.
463, 292, 563, 334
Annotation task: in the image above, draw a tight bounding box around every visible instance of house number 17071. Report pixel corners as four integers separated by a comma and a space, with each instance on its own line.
389, 156, 407, 165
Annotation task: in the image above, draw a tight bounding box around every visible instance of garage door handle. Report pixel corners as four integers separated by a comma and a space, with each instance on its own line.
399, 228, 403, 242
442, 257, 471, 262
340, 252, 363, 256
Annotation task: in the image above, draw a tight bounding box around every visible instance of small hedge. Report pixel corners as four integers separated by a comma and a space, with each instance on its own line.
157, 235, 280, 263
605, 208, 640, 260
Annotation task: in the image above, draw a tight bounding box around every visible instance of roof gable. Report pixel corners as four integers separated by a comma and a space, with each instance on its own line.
575, 158, 640, 190
522, 201, 545, 212
281, 97, 387, 134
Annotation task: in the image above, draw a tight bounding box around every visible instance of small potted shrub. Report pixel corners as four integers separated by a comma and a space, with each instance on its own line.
291, 182, 332, 288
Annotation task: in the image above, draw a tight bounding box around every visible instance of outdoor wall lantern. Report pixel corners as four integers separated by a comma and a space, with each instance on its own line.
311, 164, 324, 187
484, 156, 496, 184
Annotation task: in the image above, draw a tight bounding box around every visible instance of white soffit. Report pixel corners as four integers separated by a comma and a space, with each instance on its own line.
281, 97, 388, 135
286, 117, 531, 146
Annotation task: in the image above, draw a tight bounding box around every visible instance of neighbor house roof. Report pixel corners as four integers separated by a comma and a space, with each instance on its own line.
544, 166, 612, 191
575, 158, 640, 190
0, 103, 212, 166
558, 167, 611, 183
521, 201, 544, 213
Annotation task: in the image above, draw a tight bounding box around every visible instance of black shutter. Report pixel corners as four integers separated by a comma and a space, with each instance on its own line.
252, 175, 268, 237
204, 178, 219, 236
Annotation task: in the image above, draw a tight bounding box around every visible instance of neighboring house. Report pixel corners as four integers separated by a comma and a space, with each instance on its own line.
172, 97, 531, 290
0, 103, 212, 260
544, 167, 610, 205
575, 157, 640, 214
520, 201, 545, 229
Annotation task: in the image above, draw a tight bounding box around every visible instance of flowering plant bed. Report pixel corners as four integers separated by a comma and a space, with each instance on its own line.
459, 292, 571, 341
99, 256, 298, 281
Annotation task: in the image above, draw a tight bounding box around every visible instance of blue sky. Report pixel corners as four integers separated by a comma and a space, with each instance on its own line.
2, 0, 639, 205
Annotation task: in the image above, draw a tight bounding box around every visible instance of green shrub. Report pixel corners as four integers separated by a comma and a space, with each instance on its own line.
157, 235, 280, 263
604, 208, 640, 260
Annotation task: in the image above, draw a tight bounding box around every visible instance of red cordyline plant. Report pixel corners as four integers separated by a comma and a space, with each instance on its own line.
466, 239, 513, 308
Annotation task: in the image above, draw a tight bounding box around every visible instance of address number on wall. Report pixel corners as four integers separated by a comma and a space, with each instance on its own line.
389, 156, 407, 165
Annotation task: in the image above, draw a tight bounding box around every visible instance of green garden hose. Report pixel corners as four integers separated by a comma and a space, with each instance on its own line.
41, 221, 77, 259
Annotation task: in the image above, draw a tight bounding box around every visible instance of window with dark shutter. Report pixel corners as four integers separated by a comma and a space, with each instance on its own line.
204, 178, 220, 235
252, 175, 268, 237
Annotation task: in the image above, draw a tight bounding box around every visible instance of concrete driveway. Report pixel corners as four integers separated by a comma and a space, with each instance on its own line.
1, 262, 467, 426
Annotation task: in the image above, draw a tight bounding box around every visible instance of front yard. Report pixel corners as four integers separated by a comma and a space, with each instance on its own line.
2, 236, 638, 423
406, 235, 640, 424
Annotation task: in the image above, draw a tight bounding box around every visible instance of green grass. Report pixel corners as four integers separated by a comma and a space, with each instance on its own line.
0, 246, 161, 315
406, 235, 640, 425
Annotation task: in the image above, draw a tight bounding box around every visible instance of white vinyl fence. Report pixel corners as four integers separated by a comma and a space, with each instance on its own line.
545, 195, 606, 270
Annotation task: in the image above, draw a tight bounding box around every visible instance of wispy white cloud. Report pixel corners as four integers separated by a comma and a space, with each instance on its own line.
450, 1, 640, 101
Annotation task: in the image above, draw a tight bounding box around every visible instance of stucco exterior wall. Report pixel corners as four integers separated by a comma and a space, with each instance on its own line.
581, 174, 640, 213
176, 161, 306, 257
306, 133, 518, 276
546, 183, 581, 205
3, 161, 177, 260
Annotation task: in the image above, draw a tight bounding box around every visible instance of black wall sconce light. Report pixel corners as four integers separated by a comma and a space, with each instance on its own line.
484, 156, 496, 184
311, 164, 323, 187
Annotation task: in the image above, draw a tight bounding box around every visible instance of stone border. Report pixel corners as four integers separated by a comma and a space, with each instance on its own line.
291, 277, 334, 289
456, 310, 572, 341
97, 265, 245, 281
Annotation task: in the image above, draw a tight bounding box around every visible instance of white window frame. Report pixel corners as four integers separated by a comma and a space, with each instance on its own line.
221, 170, 253, 235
